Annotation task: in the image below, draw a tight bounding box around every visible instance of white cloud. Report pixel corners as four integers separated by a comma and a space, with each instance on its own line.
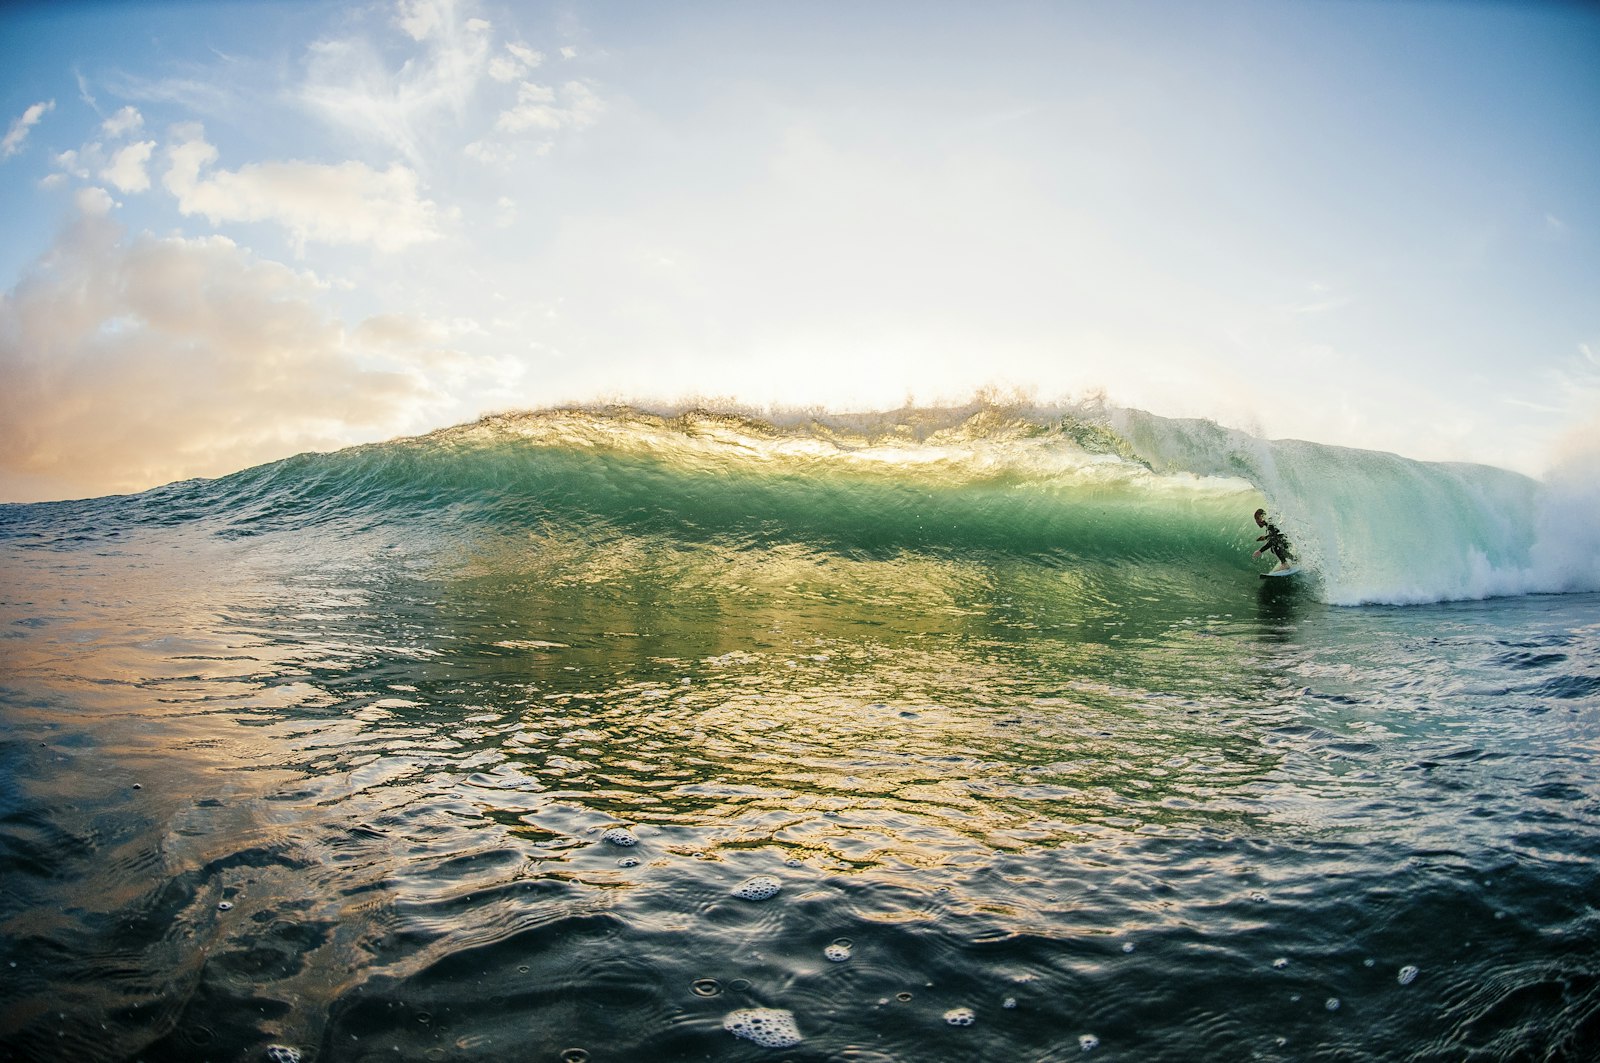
495, 79, 603, 134
302, 0, 491, 162
162, 126, 442, 253
102, 106, 144, 138
74, 71, 98, 112
2, 100, 55, 158
53, 148, 88, 179
396, 0, 447, 42
101, 140, 156, 193
0, 206, 464, 501
74, 186, 115, 216
489, 41, 543, 82
464, 139, 515, 165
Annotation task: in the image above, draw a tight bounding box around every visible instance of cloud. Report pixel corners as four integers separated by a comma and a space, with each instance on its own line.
101, 140, 157, 193
2, 100, 55, 158
102, 106, 144, 138
301, 0, 491, 162
494, 79, 602, 134
489, 41, 543, 82
162, 126, 442, 253
396, 0, 448, 42
0, 206, 464, 501
74, 186, 115, 216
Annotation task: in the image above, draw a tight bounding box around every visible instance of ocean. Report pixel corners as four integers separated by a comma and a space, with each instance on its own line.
2, 402, 1597, 1062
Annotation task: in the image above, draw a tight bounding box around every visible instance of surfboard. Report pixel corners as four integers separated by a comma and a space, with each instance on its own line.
1260, 567, 1301, 579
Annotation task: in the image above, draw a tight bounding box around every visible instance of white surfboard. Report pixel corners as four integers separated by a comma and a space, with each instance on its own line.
1260, 566, 1301, 579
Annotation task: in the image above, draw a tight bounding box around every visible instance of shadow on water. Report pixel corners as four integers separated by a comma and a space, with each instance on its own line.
1254, 571, 1313, 639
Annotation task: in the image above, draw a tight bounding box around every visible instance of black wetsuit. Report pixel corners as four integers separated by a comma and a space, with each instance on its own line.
1258, 521, 1293, 565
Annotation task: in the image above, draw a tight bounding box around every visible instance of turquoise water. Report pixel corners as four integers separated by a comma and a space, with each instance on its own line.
2, 404, 1598, 1061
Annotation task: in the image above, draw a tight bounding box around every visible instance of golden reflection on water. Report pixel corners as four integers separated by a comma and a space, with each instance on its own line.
362, 528, 1299, 878
0, 519, 1300, 896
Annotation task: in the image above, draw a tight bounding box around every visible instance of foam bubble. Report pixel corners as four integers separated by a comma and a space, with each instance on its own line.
1398, 965, 1419, 986
617, 857, 639, 868
824, 942, 852, 962
1272, 957, 1289, 969
1325, 997, 1340, 1012
1120, 941, 1135, 953
732, 875, 782, 900
943, 1007, 975, 1026
265, 1047, 302, 1063
723, 1008, 802, 1048
1002, 997, 1017, 1009
1079, 1033, 1100, 1051
601, 827, 637, 847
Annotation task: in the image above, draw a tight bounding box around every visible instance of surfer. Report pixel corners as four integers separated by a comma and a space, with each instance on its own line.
1252, 509, 1295, 571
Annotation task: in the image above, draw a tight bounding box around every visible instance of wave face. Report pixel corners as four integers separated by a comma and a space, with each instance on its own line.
4, 402, 1591, 606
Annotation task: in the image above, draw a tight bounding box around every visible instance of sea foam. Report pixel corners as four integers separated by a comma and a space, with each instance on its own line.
724, 1008, 802, 1048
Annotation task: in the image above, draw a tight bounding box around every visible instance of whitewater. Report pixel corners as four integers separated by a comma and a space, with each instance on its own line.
2, 401, 1598, 1061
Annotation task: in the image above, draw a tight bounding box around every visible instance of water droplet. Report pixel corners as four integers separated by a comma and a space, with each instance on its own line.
217, 901, 233, 911
561, 1049, 589, 1063
896, 992, 913, 1002
728, 979, 751, 992
1325, 997, 1341, 1012
1398, 965, 1419, 986
692, 978, 721, 997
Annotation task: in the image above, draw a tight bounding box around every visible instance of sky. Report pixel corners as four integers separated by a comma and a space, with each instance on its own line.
0, 0, 1597, 502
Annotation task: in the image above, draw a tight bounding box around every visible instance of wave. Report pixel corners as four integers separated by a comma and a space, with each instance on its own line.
3, 400, 1594, 607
